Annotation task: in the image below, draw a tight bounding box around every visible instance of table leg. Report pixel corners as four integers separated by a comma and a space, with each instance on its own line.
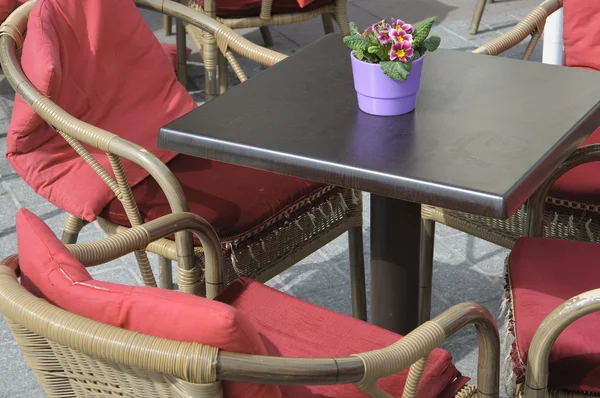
370, 194, 421, 334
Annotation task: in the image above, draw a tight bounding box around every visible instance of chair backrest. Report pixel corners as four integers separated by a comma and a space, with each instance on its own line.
562, 0, 600, 71
6, 0, 196, 222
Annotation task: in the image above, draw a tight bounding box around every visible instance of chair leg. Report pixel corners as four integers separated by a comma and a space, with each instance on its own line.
218, 52, 229, 94
259, 27, 274, 47
176, 19, 187, 87
418, 218, 435, 324
164, 15, 173, 36
321, 13, 335, 35
348, 226, 367, 321
61, 214, 86, 244
159, 256, 173, 290
333, 0, 350, 36
470, 0, 488, 35
202, 32, 218, 101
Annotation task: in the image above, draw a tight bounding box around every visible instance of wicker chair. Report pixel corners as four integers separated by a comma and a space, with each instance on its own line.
0, 209, 498, 398
0, 0, 367, 319
419, 0, 600, 323
498, 143, 600, 397
181, 0, 350, 101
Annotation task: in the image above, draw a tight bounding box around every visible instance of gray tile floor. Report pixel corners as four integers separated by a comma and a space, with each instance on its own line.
0, 0, 544, 396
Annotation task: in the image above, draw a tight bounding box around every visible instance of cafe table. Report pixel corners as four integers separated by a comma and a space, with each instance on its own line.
158, 34, 600, 335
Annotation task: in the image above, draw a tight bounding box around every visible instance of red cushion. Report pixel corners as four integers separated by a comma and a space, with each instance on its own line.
100, 154, 326, 241
508, 238, 600, 392
563, 0, 600, 71
297, 0, 317, 7
6, 0, 196, 222
161, 44, 193, 71
0, 0, 21, 21
218, 278, 468, 397
196, 0, 334, 18
549, 126, 600, 205
16, 208, 281, 398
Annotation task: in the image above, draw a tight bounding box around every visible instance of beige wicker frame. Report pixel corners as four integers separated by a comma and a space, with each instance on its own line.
182, 0, 350, 101
0, 0, 367, 319
0, 212, 499, 397
418, 0, 600, 324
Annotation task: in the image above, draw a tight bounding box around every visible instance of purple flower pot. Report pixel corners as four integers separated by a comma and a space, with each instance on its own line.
350, 52, 425, 116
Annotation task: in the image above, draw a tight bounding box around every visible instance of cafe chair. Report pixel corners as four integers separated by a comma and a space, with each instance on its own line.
0, 208, 498, 398
501, 153, 600, 396
182, 0, 350, 100
0, 0, 367, 319
419, 0, 600, 322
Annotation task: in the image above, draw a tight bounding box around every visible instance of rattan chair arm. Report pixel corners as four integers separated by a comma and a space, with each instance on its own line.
525, 143, 600, 237
68, 212, 224, 295
473, 0, 561, 56
0, 0, 32, 48
217, 303, 499, 396
0, 265, 220, 384
524, 288, 600, 398
137, 0, 286, 67
352, 302, 499, 397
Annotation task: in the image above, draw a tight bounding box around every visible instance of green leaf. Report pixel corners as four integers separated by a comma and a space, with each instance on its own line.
423, 35, 441, 52
412, 17, 435, 49
413, 17, 436, 34
400, 59, 413, 73
343, 35, 371, 52
363, 52, 379, 63
412, 49, 422, 60
380, 61, 409, 81
354, 49, 365, 60
349, 21, 360, 36
367, 46, 379, 54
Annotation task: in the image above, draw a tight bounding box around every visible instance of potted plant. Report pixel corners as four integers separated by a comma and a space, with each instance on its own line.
344, 18, 441, 116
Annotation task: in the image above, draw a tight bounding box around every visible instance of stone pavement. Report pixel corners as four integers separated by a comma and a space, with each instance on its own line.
0, 1, 543, 396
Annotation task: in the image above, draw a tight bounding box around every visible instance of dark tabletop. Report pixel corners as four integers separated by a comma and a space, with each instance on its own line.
159, 34, 600, 218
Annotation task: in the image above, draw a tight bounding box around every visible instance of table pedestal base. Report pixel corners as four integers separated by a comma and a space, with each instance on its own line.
370, 195, 422, 335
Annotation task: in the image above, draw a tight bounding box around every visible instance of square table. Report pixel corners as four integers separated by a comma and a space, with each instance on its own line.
159, 34, 600, 334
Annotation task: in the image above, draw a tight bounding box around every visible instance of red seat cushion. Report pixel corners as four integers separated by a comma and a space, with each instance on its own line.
7, 0, 196, 222
16, 208, 281, 398
196, 0, 334, 18
549, 126, 600, 205
563, 0, 600, 71
100, 154, 327, 241
217, 278, 469, 397
508, 238, 600, 392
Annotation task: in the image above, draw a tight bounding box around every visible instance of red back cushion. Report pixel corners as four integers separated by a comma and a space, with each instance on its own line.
297, 0, 316, 7
16, 209, 281, 398
0, 0, 20, 20
6, 0, 196, 222
563, 0, 600, 71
